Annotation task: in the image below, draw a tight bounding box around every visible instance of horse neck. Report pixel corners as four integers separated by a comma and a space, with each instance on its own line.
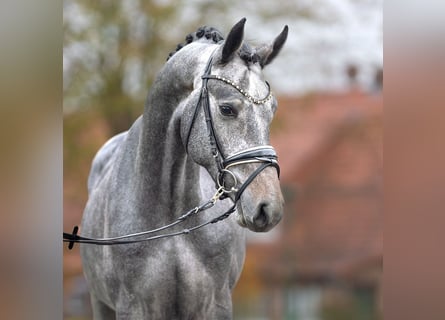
136, 48, 210, 221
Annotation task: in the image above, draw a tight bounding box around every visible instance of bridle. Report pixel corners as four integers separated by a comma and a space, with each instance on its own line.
185, 52, 280, 201
63, 51, 280, 249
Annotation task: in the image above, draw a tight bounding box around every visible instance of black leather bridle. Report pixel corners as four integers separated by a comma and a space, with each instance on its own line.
185, 53, 280, 200
63, 52, 280, 249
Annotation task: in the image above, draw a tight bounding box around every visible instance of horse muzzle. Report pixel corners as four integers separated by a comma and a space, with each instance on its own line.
234, 166, 284, 232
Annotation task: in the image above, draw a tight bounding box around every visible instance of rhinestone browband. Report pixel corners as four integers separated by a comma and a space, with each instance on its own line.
204, 75, 273, 105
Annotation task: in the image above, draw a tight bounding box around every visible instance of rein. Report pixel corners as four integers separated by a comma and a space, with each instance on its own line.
63, 52, 280, 250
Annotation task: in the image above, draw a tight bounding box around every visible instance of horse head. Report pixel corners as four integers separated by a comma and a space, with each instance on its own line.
174, 18, 288, 232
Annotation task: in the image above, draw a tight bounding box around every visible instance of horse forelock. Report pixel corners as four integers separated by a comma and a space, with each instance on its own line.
239, 43, 261, 65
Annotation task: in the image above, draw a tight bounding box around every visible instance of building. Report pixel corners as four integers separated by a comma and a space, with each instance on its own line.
234, 90, 383, 320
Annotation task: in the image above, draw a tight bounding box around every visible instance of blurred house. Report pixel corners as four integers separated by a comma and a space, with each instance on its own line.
234, 87, 382, 320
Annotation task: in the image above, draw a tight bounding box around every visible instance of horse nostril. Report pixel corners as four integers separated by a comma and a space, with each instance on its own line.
254, 203, 270, 227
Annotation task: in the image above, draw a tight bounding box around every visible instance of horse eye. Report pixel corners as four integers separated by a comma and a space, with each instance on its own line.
219, 104, 237, 117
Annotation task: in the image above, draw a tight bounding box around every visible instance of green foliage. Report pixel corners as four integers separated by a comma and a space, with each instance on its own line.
64, 0, 179, 131
63, 0, 183, 192
321, 287, 380, 320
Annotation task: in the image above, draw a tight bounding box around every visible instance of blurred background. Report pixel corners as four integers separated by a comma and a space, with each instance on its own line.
63, 0, 382, 319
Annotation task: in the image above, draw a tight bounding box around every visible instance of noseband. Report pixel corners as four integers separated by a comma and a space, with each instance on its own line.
185, 53, 280, 201
63, 52, 280, 248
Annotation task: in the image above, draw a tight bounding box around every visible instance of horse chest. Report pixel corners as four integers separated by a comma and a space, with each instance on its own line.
121, 237, 240, 316
160, 234, 240, 290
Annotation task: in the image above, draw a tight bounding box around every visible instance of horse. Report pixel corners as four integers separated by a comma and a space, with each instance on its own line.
79, 18, 288, 319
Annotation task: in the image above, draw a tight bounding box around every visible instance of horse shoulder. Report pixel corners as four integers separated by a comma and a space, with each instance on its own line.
87, 131, 128, 193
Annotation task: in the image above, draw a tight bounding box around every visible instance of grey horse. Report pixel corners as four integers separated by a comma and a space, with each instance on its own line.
80, 18, 288, 319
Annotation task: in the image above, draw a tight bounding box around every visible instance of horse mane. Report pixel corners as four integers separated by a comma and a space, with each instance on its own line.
167, 25, 259, 65
167, 26, 224, 61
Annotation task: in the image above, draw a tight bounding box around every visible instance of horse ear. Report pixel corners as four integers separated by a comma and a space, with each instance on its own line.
220, 18, 246, 64
257, 25, 288, 68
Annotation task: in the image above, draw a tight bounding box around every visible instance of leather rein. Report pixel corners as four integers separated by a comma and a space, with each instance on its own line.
63, 53, 280, 249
